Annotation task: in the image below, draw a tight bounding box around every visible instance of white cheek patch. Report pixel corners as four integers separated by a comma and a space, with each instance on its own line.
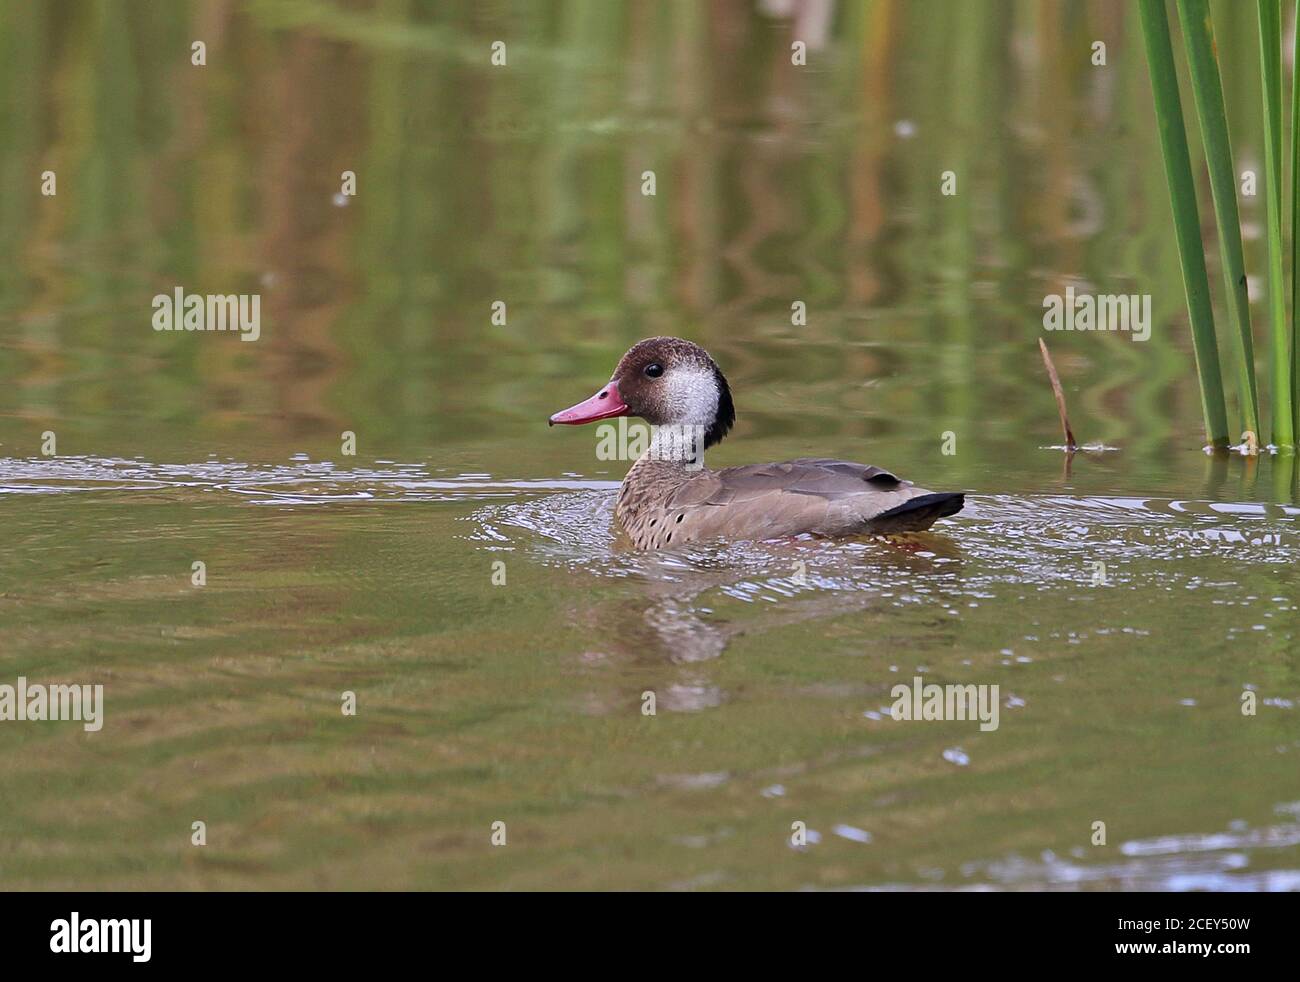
660, 366, 719, 428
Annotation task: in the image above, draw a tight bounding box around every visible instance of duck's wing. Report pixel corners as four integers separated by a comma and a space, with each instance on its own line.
654, 458, 962, 544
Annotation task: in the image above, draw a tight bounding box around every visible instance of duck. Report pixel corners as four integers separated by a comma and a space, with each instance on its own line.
549, 337, 964, 550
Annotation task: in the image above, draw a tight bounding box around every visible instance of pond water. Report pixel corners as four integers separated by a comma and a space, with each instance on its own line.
0, 0, 1297, 890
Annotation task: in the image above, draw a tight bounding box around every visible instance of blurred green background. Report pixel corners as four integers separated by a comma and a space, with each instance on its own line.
1, 0, 1285, 464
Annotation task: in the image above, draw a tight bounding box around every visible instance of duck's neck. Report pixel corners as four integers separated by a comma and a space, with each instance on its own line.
645, 422, 706, 469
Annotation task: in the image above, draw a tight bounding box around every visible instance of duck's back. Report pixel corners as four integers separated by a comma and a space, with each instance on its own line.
618, 457, 964, 549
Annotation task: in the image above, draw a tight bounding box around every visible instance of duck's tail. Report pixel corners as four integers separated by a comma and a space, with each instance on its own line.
867, 492, 965, 533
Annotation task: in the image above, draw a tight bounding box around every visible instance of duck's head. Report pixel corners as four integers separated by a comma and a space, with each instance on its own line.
549, 336, 735, 449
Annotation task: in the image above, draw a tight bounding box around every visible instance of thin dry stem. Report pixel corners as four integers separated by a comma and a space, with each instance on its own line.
1038, 338, 1077, 451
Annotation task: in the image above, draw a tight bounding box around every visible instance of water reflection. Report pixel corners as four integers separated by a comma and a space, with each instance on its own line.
0, 0, 1283, 466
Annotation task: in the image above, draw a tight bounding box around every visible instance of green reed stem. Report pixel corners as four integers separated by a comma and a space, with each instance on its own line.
1258, 0, 1295, 446
1292, 0, 1300, 441
1178, 0, 1260, 439
1139, 0, 1231, 447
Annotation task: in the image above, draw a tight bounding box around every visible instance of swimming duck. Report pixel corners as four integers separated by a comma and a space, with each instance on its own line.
549, 337, 964, 550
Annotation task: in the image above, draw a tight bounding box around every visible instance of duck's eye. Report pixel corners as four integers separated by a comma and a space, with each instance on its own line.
644, 363, 664, 379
